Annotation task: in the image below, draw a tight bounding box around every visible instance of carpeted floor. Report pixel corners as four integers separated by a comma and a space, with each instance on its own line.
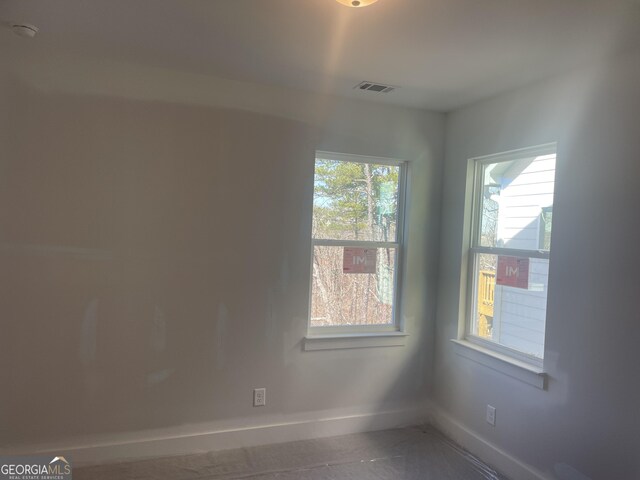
75, 425, 508, 479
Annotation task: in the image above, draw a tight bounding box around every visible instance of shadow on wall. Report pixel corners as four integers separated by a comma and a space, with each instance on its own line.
0, 77, 318, 444
486, 53, 638, 479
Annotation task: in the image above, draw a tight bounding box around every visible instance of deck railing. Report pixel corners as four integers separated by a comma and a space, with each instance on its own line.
477, 270, 495, 338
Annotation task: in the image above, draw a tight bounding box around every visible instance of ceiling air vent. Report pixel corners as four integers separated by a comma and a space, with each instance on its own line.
354, 81, 396, 93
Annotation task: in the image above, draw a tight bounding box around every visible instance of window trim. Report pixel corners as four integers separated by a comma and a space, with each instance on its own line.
462, 143, 557, 369
304, 331, 409, 351
451, 339, 547, 389
307, 151, 408, 337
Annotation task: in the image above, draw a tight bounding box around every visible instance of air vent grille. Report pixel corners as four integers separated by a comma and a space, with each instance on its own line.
354, 81, 396, 93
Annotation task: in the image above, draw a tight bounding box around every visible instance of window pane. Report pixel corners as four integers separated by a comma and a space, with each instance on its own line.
472, 253, 549, 358
479, 154, 556, 250
312, 159, 400, 242
310, 245, 396, 327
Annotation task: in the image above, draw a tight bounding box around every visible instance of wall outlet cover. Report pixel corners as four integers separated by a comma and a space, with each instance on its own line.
486, 405, 496, 426
253, 388, 266, 407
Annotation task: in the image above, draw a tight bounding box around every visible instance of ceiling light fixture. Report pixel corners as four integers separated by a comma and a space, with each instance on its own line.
336, 0, 378, 7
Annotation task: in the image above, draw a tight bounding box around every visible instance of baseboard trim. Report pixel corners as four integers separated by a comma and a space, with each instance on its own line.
2, 405, 428, 467
4, 402, 554, 477
428, 402, 550, 480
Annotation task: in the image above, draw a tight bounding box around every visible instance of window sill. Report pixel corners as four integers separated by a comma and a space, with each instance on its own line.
451, 339, 547, 390
304, 332, 408, 351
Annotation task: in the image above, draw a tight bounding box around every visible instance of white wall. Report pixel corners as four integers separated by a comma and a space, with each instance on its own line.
0, 44, 444, 454
434, 50, 640, 479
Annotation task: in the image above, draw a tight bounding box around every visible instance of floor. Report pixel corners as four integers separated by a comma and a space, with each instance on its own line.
75, 426, 507, 480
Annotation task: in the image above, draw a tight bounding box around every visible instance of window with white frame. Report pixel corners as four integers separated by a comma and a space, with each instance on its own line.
309, 152, 406, 334
466, 144, 556, 364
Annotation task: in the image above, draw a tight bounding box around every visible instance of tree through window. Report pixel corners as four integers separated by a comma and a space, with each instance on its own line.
309, 153, 406, 331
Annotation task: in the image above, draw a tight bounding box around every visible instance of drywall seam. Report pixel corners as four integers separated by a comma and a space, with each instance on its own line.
428, 402, 551, 480
2, 405, 429, 467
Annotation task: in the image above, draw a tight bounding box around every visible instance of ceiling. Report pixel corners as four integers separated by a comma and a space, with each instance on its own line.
1, 0, 639, 111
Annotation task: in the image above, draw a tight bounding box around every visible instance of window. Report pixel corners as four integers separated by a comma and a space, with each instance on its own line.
466, 144, 556, 365
309, 152, 406, 334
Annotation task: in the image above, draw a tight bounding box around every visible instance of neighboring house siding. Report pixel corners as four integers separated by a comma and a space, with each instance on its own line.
494, 154, 555, 357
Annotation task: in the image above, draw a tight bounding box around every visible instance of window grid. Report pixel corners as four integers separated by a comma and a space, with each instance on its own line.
308, 152, 407, 334
465, 144, 556, 367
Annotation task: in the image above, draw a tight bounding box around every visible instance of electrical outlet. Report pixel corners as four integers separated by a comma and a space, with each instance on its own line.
486, 405, 496, 426
253, 388, 266, 407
